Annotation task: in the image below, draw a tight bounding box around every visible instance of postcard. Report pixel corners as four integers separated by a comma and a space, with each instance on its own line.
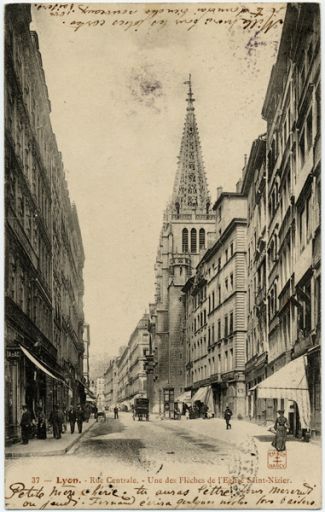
4, 2, 321, 509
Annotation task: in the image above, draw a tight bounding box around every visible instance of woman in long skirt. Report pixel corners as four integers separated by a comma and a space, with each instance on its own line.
272, 409, 288, 451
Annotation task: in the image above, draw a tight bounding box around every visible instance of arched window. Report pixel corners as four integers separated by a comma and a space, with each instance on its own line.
199, 228, 205, 250
191, 228, 197, 253
182, 228, 188, 252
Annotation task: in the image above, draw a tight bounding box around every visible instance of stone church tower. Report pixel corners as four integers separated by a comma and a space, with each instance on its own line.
150, 76, 215, 416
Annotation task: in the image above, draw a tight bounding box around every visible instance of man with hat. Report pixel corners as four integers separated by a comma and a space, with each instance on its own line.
224, 405, 233, 430
20, 405, 32, 444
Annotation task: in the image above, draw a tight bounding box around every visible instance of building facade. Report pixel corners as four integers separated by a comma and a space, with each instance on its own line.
5, 4, 85, 443
183, 189, 247, 418
261, 3, 320, 434
96, 377, 105, 411
240, 4, 320, 435
116, 314, 151, 408
104, 357, 119, 410
241, 136, 272, 422
151, 77, 215, 417
83, 324, 91, 387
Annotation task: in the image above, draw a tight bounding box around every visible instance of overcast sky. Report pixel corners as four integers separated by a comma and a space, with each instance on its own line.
30, 3, 284, 361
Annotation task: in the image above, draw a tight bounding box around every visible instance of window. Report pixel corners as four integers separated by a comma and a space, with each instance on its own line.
306, 109, 313, 150
218, 206, 222, 221
225, 278, 228, 291
218, 319, 221, 340
211, 324, 215, 343
299, 127, 306, 165
191, 228, 197, 253
225, 248, 228, 262
218, 257, 221, 272
182, 228, 188, 252
199, 228, 205, 250
212, 291, 215, 310
230, 243, 234, 257
230, 312, 234, 333
218, 285, 221, 304
224, 351, 228, 372
230, 273, 234, 289
299, 205, 306, 250
224, 315, 228, 337
306, 195, 312, 242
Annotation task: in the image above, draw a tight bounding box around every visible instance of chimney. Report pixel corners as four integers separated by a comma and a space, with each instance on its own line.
236, 179, 243, 193
216, 186, 223, 199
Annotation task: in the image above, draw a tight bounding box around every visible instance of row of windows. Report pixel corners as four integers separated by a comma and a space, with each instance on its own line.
182, 228, 205, 253
190, 349, 234, 382
7, 255, 52, 338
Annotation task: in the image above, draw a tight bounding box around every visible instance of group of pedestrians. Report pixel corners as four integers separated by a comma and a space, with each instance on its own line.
19, 403, 89, 444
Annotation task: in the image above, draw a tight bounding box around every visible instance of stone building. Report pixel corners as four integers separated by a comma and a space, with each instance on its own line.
104, 357, 119, 410
151, 77, 215, 417
183, 187, 247, 418
83, 324, 91, 388
116, 314, 151, 409
244, 4, 320, 435
241, 136, 271, 422
4, 4, 85, 443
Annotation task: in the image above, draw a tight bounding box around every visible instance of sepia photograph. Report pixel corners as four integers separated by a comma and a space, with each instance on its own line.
4, 2, 321, 509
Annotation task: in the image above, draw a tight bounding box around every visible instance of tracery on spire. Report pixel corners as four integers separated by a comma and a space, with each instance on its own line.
171, 75, 210, 213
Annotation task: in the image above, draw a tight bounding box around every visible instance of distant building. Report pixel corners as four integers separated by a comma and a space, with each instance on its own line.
104, 357, 119, 409
83, 324, 91, 388
96, 377, 105, 411
117, 314, 150, 409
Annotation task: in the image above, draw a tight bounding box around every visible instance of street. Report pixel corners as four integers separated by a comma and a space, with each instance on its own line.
5, 413, 321, 508
69, 413, 233, 469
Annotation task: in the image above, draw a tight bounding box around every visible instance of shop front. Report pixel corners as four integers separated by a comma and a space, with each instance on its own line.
5, 343, 66, 444
252, 355, 311, 436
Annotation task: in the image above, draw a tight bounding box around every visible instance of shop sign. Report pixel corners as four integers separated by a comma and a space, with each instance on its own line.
6, 347, 21, 360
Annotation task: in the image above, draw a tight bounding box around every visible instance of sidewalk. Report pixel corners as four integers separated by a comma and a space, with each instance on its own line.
157, 415, 321, 458
5, 419, 96, 458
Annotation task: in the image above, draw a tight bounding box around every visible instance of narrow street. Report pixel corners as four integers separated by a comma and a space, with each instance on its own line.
6, 413, 321, 508
69, 412, 233, 469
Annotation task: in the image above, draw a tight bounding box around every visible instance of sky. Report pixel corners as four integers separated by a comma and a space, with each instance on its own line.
30, 3, 284, 361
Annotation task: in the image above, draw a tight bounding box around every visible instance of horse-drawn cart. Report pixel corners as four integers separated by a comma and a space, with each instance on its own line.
132, 398, 149, 421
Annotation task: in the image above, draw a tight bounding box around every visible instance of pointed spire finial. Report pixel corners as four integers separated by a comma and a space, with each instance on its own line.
184, 73, 195, 111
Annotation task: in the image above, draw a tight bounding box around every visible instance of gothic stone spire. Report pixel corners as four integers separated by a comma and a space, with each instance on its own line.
171, 75, 210, 213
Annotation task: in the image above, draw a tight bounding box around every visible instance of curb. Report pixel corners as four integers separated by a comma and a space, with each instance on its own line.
5, 421, 96, 459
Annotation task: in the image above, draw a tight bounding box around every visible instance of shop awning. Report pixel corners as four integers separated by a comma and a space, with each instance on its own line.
20, 345, 64, 383
253, 356, 311, 429
175, 391, 192, 403
192, 386, 209, 403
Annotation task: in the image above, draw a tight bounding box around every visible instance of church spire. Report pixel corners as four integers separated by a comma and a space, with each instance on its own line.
171, 75, 210, 213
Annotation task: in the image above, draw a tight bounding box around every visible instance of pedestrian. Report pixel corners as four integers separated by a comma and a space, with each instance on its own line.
36, 411, 47, 439
49, 405, 61, 439
113, 406, 119, 419
76, 405, 84, 433
58, 407, 65, 435
224, 406, 233, 430
68, 407, 76, 434
20, 405, 32, 444
84, 405, 90, 423
272, 409, 288, 452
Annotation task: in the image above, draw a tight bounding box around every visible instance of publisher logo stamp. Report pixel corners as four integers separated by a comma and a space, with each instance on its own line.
267, 450, 287, 469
